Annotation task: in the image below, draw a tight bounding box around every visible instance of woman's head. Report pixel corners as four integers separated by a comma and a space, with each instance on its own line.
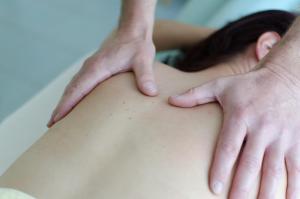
174, 10, 297, 72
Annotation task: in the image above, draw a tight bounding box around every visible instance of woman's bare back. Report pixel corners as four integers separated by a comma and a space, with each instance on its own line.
0, 63, 286, 198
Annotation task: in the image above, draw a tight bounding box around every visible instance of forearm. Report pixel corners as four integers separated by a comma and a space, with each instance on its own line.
153, 20, 214, 51
118, 0, 157, 40
263, 17, 300, 81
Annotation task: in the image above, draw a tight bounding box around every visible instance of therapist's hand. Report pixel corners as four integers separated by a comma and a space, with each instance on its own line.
169, 66, 300, 198
47, 31, 157, 127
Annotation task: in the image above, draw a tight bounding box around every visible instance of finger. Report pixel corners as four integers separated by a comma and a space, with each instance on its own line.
230, 134, 267, 199
47, 65, 112, 127
210, 113, 247, 195
286, 145, 300, 199
133, 58, 158, 96
258, 143, 284, 199
168, 80, 218, 108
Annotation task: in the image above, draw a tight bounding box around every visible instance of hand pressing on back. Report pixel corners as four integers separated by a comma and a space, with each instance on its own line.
169, 66, 300, 199
47, 31, 157, 127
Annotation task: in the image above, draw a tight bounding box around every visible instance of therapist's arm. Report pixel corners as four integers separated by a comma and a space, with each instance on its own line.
170, 16, 300, 199
48, 0, 157, 127
153, 20, 214, 51
104, 20, 214, 52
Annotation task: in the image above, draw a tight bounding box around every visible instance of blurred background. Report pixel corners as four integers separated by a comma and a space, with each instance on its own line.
0, 0, 299, 122
0, 0, 185, 122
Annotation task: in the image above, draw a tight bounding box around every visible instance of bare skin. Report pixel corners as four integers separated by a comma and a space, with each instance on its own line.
0, 62, 288, 199
47, 0, 158, 127
47, 4, 300, 197
169, 21, 300, 198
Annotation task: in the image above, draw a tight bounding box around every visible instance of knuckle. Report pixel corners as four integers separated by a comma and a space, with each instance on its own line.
236, 187, 248, 196
83, 60, 100, 74
219, 141, 239, 157
65, 79, 81, 96
84, 57, 97, 67
260, 114, 281, 132
231, 187, 248, 199
234, 106, 247, 119
241, 154, 260, 173
89, 64, 101, 73
292, 163, 300, 174
266, 165, 283, 178
287, 148, 300, 174
188, 87, 199, 96
83, 56, 111, 75
65, 85, 77, 96
260, 114, 273, 126
233, 99, 256, 119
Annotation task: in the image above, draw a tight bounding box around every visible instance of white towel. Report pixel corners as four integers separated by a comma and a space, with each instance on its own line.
0, 188, 36, 199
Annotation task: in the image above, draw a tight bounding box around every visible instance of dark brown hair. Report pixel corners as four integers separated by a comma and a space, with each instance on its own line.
172, 10, 296, 72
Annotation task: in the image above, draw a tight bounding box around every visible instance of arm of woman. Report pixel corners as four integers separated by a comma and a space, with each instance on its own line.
153, 20, 214, 51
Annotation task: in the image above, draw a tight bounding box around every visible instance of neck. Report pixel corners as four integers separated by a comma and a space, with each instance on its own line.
190, 57, 256, 81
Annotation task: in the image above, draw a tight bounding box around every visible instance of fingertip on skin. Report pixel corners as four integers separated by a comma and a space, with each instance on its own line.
47, 119, 53, 128
168, 94, 195, 107
47, 111, 56, 128
141, 81, 158, 96
47, 111, 62, 128
168, 95, 181, 106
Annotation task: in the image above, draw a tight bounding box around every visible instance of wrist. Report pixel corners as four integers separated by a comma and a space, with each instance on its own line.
259, 61, 300, 96
117, 23, 153, 42
118, 0, 156, 41
261, 17, 300, 79
262, 46, 300, 84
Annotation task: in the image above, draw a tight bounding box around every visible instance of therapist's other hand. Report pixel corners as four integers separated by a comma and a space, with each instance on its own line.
48, 31, 157, 127
169, 67, 300, 199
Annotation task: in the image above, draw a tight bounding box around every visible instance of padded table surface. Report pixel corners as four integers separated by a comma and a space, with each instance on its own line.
0, 55, 87, 175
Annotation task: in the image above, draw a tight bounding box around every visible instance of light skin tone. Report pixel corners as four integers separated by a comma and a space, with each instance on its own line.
0, 27, 290, 199
47, 1, 300, 198
47, 0, 158, 127
169, 21, 300, 199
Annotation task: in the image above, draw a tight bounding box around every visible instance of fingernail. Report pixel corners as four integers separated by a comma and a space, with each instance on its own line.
47, 113, 55, 127
143, 82, 157, 94
212, 181, 223, 194
172, 94, 181, 99
171, 95, 184, 101
53, 113, 60, 123
47, 120, 52, 127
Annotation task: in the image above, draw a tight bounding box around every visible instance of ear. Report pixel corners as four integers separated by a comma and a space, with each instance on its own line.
255, 31, 281, 61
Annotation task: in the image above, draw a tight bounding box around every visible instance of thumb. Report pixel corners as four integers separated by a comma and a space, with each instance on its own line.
133, 59, 158, 96
169, 80, 218, 107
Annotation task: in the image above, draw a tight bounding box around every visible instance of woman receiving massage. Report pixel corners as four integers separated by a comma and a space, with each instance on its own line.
0, 10, 297, 199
